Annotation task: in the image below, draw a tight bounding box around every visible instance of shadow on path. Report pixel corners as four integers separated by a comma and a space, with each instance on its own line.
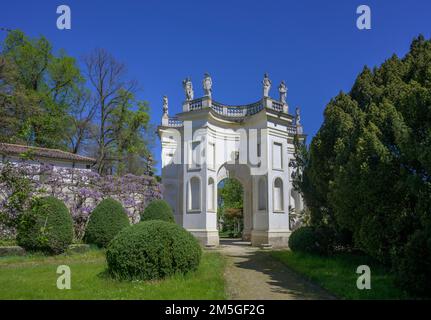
215, 238, 336, 300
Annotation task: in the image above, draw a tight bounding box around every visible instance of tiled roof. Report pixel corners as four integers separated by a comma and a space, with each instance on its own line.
0, 143, 96, 164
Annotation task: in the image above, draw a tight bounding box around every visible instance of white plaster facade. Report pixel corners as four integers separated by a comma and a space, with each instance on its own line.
158, 75, 305, 247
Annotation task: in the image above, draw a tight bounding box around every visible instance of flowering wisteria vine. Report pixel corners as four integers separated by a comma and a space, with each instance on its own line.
0, 162, 162, 240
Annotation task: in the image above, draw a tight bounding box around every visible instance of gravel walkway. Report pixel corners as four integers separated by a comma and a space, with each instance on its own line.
214, 239, 336, 300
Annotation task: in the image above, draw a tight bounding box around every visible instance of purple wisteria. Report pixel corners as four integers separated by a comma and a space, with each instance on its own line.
0, 162, 162, 239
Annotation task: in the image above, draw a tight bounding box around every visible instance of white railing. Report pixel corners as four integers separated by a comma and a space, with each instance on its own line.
166, 98, 292, 127
211, 100, 263, 118
168, 117, 183, 127
271, 100, 284, 112
189, 98, 203, 111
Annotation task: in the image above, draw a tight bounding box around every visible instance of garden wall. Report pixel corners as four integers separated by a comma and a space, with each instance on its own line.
0, 163, 162, 240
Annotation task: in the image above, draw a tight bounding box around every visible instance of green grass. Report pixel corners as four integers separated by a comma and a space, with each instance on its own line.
0, 249, 226, 299
271, 250, 411, 300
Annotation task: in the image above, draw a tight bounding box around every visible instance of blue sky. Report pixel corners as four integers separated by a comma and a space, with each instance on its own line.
1, 0, 430, 174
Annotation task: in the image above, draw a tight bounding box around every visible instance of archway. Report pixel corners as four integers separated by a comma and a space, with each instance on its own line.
217, 178, 244, 239
158, 74, 306, 247
216, 162, 253, 243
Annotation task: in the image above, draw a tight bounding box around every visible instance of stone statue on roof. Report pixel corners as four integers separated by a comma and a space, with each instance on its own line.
162, 95, 168, 115
279, 80, 287, 104
263, 73, 271, 97
182, 77, 194, 101
203, 73, 212, 98
295, 106, 301, 125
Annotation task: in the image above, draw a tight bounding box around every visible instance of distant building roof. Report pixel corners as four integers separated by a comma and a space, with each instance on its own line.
0, 143, 96, 164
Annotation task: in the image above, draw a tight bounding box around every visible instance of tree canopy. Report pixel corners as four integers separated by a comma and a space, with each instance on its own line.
296, 35, 431, 295
0, 30, 155, 175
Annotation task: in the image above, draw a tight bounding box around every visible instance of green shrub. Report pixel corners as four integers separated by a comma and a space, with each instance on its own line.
106, 220, 202, 280
393, 230, 431, 296
140, 199, 174, 223
17, 196, 73, 254
84, 198, 129, 248
288, 226, 334, 255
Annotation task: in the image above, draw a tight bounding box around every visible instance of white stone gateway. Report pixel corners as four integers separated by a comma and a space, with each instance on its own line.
158, 74, 305, 247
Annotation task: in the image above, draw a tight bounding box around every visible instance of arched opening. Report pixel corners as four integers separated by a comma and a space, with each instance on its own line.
273, 177, 284, 212
188, 176, 201, 211
207, 177, 215, 211
258, 177, 267, 210
217, 178, 244, 239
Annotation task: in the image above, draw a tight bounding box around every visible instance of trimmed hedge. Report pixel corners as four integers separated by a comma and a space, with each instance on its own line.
17, 196, 73, 254
84, 198, 130, 248
288, 226, 334, 255
394, 230, 431, 296
106, 220, 202, 280
140, 199, 174, 223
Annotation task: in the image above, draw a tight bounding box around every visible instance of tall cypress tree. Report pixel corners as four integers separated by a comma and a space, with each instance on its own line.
302, 35, 431, 295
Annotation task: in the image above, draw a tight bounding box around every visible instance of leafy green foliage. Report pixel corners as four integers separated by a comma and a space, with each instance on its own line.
84, 48, 154, 175
219, 178, 243, 210
140, 199, 174, 223
218, 178, 243, 237
84, 198, 129, 248
288, 226, 334, 255
0, 31, 155, 175
393, 230, 431, 297
106, 220, 202, 281
299, 35, 431, 295
17, 196, 73, 254
0, 30, 82, 148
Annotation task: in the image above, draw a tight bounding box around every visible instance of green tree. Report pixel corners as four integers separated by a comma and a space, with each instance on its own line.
83, 48, 153, 175
0, 32, 155, 175
218, 178, 243, 237
301, 35, 431, 295
0, 30, 83, 148
301, 92, 364, 235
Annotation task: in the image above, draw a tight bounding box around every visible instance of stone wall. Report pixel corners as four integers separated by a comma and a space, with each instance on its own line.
0, 162, 162, 240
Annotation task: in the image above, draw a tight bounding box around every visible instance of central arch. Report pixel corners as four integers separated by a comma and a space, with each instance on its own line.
217, 177, 244, 239
216, 163, 253, 241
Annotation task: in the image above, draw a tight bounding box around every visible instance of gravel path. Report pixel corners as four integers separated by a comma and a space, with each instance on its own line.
214, 239, 336, 300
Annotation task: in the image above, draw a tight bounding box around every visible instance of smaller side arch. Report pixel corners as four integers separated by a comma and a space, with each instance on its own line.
188, 176, 201, 212
273, 177, 284, 212
207, 177, 216, 211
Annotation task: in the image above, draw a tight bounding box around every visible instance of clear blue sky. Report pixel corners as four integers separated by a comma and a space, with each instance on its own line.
1, 0, 430, 174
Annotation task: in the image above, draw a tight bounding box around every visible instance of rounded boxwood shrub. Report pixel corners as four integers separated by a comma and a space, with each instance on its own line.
394, 230, 431, 296
288, 226, 333, 255
106, 220, 202, 280
17, 196, 73, 254
84, 198, 130, 248
140, 199, 174, 223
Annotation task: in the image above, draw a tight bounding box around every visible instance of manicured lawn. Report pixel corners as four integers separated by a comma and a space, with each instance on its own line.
0, 249, 226, 300
271, 250, 411, 300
